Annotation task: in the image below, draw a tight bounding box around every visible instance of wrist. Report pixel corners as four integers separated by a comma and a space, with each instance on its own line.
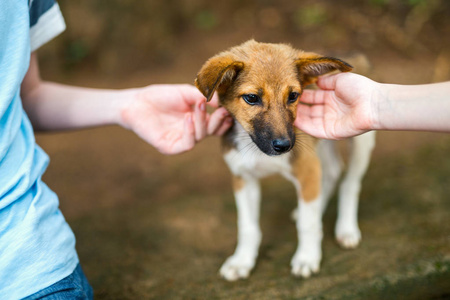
116, 88, 141, 129
370, 82, 392, 131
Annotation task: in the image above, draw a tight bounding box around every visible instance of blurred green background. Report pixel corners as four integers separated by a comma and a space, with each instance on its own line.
36, 0, 450, 299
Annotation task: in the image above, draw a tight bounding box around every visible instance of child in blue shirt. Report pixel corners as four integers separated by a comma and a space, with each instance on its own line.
0, 1, 231, 299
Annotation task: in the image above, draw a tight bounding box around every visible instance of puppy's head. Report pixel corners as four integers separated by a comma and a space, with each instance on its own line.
195, 40, 352, 156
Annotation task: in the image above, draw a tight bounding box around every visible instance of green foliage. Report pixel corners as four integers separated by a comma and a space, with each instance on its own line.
294, 4, 327, 28
194, 10, 218, 31
368, 0, 429, 7
65, 40, 89, 64
369, 0, 389, 6
407, 0, 428, 7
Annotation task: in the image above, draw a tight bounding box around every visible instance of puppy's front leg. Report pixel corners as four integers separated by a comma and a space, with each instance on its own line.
291, 196, 322, 278
289, 155, 323, 278
220, 176, 262, 281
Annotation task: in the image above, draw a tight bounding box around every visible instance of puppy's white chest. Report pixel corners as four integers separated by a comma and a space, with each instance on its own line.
222, 123, 292, 178
223, 146, 292, 179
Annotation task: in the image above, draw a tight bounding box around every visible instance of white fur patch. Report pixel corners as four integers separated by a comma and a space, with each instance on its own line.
291, 196, 323, 278
220, 179, 262, 281
335, 131, 375, 249
223, 123, 292, 179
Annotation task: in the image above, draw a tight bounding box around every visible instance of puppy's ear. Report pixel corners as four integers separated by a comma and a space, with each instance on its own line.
296, 55, 353, 86
195, 55, 244, 102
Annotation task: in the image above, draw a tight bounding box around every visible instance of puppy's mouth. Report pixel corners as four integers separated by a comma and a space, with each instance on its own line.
250, 132, 296, 156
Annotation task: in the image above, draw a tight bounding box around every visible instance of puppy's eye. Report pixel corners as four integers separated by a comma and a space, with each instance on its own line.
288, 92, 300, 104
242, 94, 261, 106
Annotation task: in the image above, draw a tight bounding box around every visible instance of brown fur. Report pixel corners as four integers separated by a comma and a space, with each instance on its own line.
291, 141, 322, 202
232, 176, 244, 192
195, 40, 352, 202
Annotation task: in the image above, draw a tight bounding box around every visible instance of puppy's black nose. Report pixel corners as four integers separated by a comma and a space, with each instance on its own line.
272, 139, 291, 153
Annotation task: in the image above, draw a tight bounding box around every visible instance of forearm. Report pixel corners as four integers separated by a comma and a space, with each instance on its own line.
20, 52, 134, 131
374, 81, 450, 132
22, 81, 133, 131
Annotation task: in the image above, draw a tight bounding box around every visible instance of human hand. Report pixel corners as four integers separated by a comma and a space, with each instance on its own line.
120, 84, 232, 154
295, 72, 381, 139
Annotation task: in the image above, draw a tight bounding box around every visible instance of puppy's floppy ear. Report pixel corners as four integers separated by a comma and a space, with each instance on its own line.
296, 54, 353, 86
195, 54, 244, 102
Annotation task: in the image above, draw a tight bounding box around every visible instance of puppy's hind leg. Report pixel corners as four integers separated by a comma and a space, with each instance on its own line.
336, 131, 375, 249
220, 176, 262, 281
317, 140, 342, 215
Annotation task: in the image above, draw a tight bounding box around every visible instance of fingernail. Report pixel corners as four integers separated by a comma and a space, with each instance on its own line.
200, 102, 206, 111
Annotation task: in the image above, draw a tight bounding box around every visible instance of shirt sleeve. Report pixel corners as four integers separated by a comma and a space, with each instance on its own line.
29, 0, 66, 52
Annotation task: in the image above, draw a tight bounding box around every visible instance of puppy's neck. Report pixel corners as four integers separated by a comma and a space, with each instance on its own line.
228, 122, 252, 152
221, 121, 251, 152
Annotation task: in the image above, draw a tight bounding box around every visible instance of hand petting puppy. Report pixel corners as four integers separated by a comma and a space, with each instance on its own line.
22, 54, 232, 156
295, 72, 378, 140
121, 84, 233, 155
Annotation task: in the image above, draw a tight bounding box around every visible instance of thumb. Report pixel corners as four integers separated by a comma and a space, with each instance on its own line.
316, 73, 340, 90
206, 92, 220, 108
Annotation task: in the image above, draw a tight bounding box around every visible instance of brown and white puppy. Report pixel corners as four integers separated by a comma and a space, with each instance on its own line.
195, 40, 375, 281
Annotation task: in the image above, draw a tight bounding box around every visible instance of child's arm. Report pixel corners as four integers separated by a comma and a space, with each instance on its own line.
21, 53, 232, 154
296, 72, 450, 139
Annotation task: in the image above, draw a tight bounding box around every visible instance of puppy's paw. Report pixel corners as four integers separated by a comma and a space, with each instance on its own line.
335, 224, 361, 249
219, 255, 255, 281
290, 251, 320, 278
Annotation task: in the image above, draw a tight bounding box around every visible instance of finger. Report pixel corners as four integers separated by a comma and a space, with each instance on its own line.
207, 107, 230, 135
173, 113, 196, 154
300, 89, 332, 105
300, 90, 321, 104
177, 84, 206, 106
297, 103, 324, 118
206, 92, 220, 108
295, 103, 329, 139
294, 115, 328, 139
215, 117, 233, 136
194, 100, 207, 141
316, 73, 341, 90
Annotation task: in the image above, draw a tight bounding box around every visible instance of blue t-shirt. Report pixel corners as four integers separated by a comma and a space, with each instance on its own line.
0, 1, 78, 299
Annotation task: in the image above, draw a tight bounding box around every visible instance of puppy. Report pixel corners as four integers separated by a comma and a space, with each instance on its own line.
195, 40, 375, 281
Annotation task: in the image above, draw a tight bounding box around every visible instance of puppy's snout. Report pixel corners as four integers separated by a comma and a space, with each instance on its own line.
272, 138, 291, 153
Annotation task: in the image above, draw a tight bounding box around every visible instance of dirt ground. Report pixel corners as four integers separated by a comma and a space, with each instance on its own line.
35, 0, 450, 299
